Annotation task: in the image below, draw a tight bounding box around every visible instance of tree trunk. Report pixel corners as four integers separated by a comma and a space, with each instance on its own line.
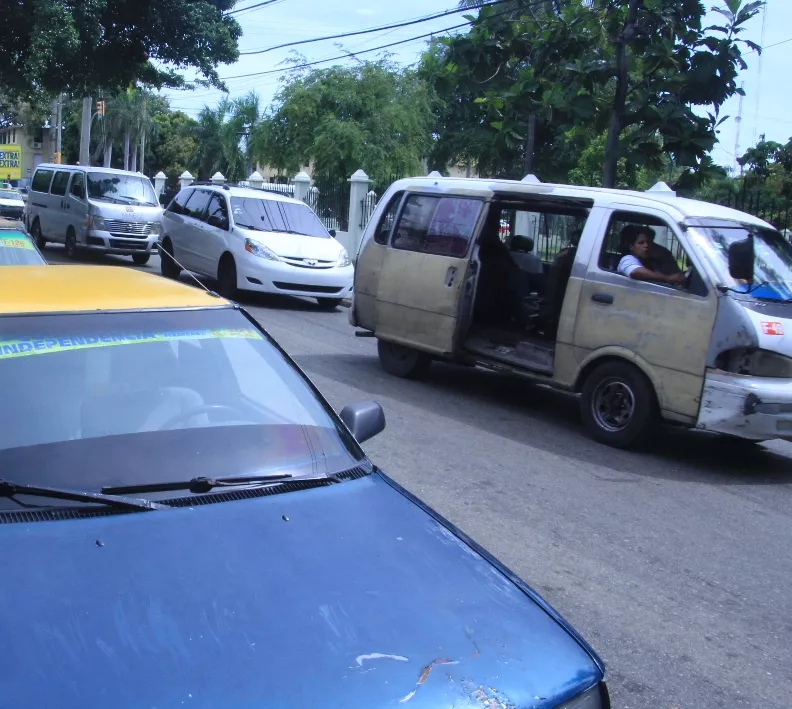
140, 131, 146, 175
523, 113, 536, 176
602, 0, 642, 188
130, 143, 138, 173
123, 131, 131, 171
103, 139, 113, 168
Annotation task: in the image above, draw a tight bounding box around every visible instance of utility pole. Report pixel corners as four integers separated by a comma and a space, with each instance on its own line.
79, 97, 92, 165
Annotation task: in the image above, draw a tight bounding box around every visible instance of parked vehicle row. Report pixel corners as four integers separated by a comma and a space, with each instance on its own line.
350, 176, 792, 449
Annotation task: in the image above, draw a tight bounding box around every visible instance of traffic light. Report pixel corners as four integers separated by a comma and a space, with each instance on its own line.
96, 100, 105, 117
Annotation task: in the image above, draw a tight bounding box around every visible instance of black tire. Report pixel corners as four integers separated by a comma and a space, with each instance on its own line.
31, 219, 46, 250
64, 229, 78, 260
580, 360, 657, 448
132, 253, 150, 266
217, 255, 237, 299
316, 297, 343, 310
160, 239, 181, 280
377, 339, 432, 379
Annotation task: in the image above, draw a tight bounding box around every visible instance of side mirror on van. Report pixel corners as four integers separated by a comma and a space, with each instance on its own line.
329, 228, 337, 238
72, 186, 84, 200
728, 236, 754, 283
207, 215, 229, 230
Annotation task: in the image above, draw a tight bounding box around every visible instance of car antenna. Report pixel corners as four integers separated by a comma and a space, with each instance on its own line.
157, 245, 223, 299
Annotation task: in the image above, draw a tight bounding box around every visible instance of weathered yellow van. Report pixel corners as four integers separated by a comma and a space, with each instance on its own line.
350, 176, 792, 448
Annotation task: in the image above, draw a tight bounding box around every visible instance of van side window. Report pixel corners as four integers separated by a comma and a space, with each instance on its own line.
31, 169, 54, 193
183, 190, 212, 221
206, 194, 229, 229
50, 171, 70, 196
70, 173, 85, 200
598, 211, 706, 295
373, 191, 403, 245
167, 189, 192, 215
392, 195, 482, 257
498, 206, 587, 263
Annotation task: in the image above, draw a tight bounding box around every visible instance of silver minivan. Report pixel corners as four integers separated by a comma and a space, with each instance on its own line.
26, 165, 163, 264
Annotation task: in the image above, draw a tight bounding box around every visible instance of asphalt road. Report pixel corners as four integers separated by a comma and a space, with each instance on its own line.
47, 246, 792, 709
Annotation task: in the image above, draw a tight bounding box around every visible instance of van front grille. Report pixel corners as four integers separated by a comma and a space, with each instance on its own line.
110, 238, 148, 250
103, 220, 153, 237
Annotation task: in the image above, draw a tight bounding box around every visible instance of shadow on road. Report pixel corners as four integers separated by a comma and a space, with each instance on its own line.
295, 352, 792, 485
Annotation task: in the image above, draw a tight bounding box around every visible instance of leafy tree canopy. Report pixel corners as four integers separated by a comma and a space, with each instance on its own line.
253, 61, 434, 181
0, 0, 241, 111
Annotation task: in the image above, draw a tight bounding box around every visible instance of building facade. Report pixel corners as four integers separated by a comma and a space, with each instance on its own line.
0, 124, 54, 186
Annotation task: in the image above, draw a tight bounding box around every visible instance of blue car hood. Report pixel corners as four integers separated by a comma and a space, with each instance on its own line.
0, 474, 602, 709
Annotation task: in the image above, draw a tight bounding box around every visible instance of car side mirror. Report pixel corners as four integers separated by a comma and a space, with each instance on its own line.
207, 215, 229, 230
72, 187, 84, 199
329, 228, 337, 238
728, 236, 754, 283
339, 401, 385, 443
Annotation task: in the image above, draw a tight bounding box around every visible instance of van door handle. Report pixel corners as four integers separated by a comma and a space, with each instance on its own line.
591, 292, 613, 305
444, 266, 458, 287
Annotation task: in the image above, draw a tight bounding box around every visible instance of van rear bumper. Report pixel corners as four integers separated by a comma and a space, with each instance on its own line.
696, 370, 792, 441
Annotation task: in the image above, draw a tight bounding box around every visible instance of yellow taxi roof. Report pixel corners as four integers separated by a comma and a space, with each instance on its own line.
0, 266, 229, 315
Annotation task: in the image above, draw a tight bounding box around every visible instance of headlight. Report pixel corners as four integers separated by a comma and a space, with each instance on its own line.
554, 683, 608, 709
245, 237, 280, 261
88, 215, 106, 231
149, 222, 162, 237
715, 348, 792, 377
337, 248, 351, 267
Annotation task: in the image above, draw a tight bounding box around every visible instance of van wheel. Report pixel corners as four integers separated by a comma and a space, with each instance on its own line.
65, 229, 78, 260
31, 220, 46, 250
160, 239, 181, 280
217, 255, 237, 299
316, 297, 343, 310
580, 360, 657, 448
377, 339, 432, 379
132, 253, 150, 266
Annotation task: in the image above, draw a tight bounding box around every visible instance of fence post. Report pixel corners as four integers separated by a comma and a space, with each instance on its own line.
179, 171, 194, 190
211, 171, 226, 185
292, 171, 312, 202
248, 171, 264, 190
348, 169, 371, 260
153, 171, 166, 198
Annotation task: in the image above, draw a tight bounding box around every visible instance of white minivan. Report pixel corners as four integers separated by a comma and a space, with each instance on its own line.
160, 183, 353, 307
26, 164, 163, 264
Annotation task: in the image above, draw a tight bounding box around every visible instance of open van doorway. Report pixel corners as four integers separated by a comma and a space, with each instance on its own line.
463, 196, 591, 375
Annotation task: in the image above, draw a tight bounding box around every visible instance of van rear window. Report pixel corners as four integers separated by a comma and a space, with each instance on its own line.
31, 170, 54, 193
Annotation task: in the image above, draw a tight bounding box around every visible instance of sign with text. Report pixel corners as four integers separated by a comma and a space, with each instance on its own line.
0, 144, 22, 180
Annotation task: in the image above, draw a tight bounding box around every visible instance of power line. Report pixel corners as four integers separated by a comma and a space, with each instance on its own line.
228, 0, 284, 16
239, 0, 513, 55
224, 22, 470, 80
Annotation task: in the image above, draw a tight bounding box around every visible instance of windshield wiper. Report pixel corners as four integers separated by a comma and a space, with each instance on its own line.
0, 479, 165, 511
102, 472, 301, 496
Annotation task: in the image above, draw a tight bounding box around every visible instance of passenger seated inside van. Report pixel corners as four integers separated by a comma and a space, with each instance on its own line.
618, 226, 685, 286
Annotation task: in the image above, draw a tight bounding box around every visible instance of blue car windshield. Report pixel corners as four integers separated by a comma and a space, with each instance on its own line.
0, 232, 45, 265
689, 222, 792, 302
0, 308, 359, 505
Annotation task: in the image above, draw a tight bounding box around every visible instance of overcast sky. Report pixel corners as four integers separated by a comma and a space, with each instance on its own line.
163, 0, 791, 172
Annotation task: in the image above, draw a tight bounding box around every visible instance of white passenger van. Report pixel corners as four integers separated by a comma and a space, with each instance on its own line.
351, 176, 792, 448
26, 165, 162, 264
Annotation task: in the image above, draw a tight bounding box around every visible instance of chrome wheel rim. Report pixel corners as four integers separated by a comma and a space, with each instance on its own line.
592, 377, 635, 432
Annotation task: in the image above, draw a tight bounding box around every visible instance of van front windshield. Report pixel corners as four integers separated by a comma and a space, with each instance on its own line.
87, 172, 158, 206
231, 197, 329, 238
688, 221, 792, 302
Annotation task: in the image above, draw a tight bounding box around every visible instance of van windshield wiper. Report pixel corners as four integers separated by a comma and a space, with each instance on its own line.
102, 472, 302, 496
0, 479, 165, 511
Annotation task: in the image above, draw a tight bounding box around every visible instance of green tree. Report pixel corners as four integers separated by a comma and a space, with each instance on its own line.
148, 112, 200, 185
190, 92, 261, 181
0, 0, 241, 110
253, 61, 433, 181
